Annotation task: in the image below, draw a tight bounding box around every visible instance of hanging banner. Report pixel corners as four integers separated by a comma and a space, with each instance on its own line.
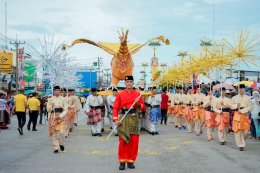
24, 62, 35, 82
18, 48, 25, 87
0, 52, 13, 73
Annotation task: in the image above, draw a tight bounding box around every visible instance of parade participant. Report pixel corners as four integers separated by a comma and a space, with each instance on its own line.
160, 88, 168, 125
38, 96, 47, 125
167, 87, 174, 123
47, 86, 67, 153
107, 88, 119, 135
251, 90, 260, 140
183, 86, 194, 133
100, 94, 106, 132
0, 93, 9, 129
192, 87, 206, 136
85, 88, 103, 136
169, 87, 177, 124
231, 84, 252, 151
203, 88, 217, 141
174, 87, 186, 129
148, 86, 162, 135
112, 75, 145, 170
80, 96, 86, 108
68, 89, 81, 130
61, 88, 67, 97
145, 90, 151, 132
13, 89, 27, 135
61, 88, 71, 137
27, 92, 40, 131
214, 88, 233, 145
138, 88, 147, 131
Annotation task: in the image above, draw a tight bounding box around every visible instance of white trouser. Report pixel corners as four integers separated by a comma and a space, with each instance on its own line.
146, 114, 150, 130
186, 120, 194, 132
234, 130, 249, 148
207, 127, 214, 139
108, 113, 113, 127
74, 111, 78, 124
101, 117, 105, 129
150, 121, 159, 132
112, 121, 117, 133
51, 130, 65, 150
194, 120, 203, 134
90, 122, 102, 134
218, 127, 229, 142
140, 117, 147, 129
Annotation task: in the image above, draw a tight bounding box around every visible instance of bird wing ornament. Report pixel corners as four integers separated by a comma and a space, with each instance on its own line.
62, 30, 170, 87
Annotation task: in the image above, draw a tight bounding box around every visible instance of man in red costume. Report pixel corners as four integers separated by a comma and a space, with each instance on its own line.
113, 76, 145, 170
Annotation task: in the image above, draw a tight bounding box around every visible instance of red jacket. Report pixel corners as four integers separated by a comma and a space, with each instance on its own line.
113, 89, 145, 122
161, 93, 168, 109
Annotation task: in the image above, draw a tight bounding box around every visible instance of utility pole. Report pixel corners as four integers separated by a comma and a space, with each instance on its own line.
141, 63, 148, 89
104, 68, 111, 87
97, 57, 103, 88
5, 0, 8, 48
10, 39, 25, 94
160, 63, 167, 75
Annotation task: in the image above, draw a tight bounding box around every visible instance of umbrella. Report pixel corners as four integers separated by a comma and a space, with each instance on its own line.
250, 82, 260, 88
233, 81, 254, 87
213, 83, 235, 92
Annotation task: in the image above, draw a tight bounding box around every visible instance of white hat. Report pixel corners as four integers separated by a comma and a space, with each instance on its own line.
225, 90, 230, 94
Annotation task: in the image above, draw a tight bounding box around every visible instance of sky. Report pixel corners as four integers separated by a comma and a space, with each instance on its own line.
0, 0, 259, 83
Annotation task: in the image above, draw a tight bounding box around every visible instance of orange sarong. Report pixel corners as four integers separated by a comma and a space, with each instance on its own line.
205, 111, 217, 128
232, 112, 250, 133
48, 112, 65, 137
215, 112, 230, 132
192, 106, 205, 121
183, 106, 192, 122
167, 104, 174, 116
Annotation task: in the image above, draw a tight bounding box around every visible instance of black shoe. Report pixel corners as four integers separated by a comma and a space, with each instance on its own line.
32, 129, 37, 131
101, 128, 104, 132
119, 163, 125, 170
97, 133, 102, 137
127, 163, 135, 169
110, 127, 113, 129
151, 132, 155, 135
53, 150, 59, 153
155, 132, 159, 135
74, 123, 77, 126
60, 145, 65, 151
27, 126, 30, 131
239, 147, 244, 151
220, 142, 226, 145
92, 133, 97, 136
69, 128, 72, 132
17, 128, 23, 135
115, 133, 119, 136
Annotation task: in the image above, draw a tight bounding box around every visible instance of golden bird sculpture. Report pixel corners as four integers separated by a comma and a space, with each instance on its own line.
62, 30, 170, 87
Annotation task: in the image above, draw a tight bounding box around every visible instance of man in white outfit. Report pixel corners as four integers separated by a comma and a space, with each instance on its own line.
107, 88, 119, 136
85, 88, 103, 137
148, 87, 162, 135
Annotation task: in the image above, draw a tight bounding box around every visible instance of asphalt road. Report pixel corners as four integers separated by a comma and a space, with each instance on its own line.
1, 111, 260, 173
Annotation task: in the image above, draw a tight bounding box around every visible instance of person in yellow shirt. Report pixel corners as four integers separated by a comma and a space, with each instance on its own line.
27, 92, 40, 131
13, 89, 27, 135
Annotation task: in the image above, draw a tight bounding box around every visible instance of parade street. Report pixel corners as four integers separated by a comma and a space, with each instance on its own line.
0, 111, 259, 173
